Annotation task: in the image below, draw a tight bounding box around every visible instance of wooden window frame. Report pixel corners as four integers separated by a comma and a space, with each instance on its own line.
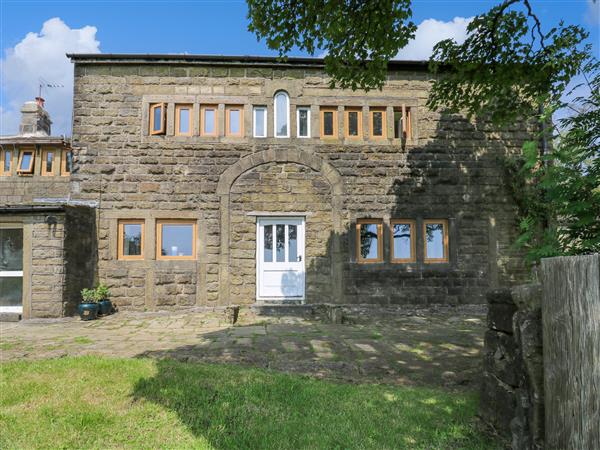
369, 107, 387, 139
16, 149, 35, 175
394, 105, 412, 140
423, 219, 449, 263
344, 107, 363, 139
0, 148, 12, 176
175, 104, 193, 136
149, 103, 166, 135
320, 107, 338, 139
156, 219, 197, 261
225, 105, 244, 137
296, 106, 311, 138
390, 219, 416, 263
356, 219, 384, 264
118, 219, 145, 261
41, 149, 56, 176
61, 149, 73, 176
274, 91, 290, 138
200, 105, 218, 137
253, 106, 267, 138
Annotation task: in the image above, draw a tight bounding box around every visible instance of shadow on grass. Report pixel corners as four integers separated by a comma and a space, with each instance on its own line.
132, 358, 497, 449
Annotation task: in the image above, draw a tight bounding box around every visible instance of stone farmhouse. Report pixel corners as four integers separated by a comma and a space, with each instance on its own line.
0, 54, 530, 319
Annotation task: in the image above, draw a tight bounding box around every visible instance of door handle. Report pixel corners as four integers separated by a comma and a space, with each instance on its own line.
298, 255, 302, 262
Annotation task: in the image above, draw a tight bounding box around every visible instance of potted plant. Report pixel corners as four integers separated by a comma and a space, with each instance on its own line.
79, 288, 99, 321
96, 283, 113, 316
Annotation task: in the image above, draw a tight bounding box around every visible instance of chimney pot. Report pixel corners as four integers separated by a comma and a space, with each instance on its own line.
35, 97, 45, 108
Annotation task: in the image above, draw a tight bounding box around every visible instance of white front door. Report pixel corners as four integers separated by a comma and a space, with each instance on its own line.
257, 217, 305, 300
0, 225, 24, 314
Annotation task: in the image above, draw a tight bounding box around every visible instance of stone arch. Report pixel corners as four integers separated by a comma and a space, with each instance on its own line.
217, 149, 344, 305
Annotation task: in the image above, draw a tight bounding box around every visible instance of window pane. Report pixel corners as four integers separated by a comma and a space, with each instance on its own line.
394, 111, 402, 138
45, 152, 54, 173
65, 151, 73, 173
426, 223, 446, 259
160, 224, 194, 257
0, 229, 23, 271
204, 109, 215, 134
276, 224, 285, 262
19, 152, 32, 171
3, 151, 11, 172
393, 224, 412, 259
0, 277, 22, 307
323, 111, 334, 135
372, 112, 383, 136
123, 224, 142, 256
275, 93, 288, 136
298, 109, 308, 137
179, 108, 190, 133
254, 108, 265, 137
348, 111, 359, 136
263, 225, 273, 262
229, 109, 240, 134
153, 106, 162, 131
288, 225, 297, 262
359, 223, 379, 260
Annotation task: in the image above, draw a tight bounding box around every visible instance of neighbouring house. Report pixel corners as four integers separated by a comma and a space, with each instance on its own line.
0, 54, 532, 318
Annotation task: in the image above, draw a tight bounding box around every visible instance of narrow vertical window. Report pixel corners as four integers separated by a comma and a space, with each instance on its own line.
149, 103, 166, 135
356, 219, 383, 263
175, 104, 192, 136
41, 149, 55, 176
320, 107, 338, 138
17, 149, 34, 175
424, 219, 449, 263
274, 91, 290, 138
253, 106, 267, 138
394, 106, 412, 140
61, 150, 73, 176
157, 220, 197, 260
1, 149, 12, 176
118, 220, 144, 260
226, 105, 243, 137
370, 108, 386, 139
391, 220, 415, 263
263, 224, 273, 262
345, 107, 362, 139
297, 107, 310, 138
200, 105, 218, 137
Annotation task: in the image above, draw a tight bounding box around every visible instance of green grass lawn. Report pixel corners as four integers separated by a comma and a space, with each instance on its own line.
0, 356, 497, 449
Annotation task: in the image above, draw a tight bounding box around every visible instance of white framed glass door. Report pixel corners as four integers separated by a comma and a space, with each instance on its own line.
0, 225, 24, 313
257, 217, 305, 300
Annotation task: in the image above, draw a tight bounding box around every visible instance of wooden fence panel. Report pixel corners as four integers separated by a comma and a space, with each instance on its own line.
541, 254, 600, 449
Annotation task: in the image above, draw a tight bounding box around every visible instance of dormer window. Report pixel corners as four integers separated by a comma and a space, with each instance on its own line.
1, 149, 12, 176
17, 149, 34, 175
274, 91, 290, 138
41, 149, 55, 176
61, 150, 73, 176
150, 103, 166, 135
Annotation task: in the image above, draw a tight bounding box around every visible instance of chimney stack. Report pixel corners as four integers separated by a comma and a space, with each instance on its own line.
19, 99, 52, 136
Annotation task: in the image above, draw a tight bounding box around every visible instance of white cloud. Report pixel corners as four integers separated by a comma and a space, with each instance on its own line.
586, 0, 599, 26
1, 17, 100, 136
395, 17, 473, 61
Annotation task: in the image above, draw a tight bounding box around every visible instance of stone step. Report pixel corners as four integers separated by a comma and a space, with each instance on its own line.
251, 303, 317, 318
0, 312, 22, 322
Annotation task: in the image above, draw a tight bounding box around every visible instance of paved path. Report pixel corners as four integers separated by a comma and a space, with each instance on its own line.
1, 306, 486, 388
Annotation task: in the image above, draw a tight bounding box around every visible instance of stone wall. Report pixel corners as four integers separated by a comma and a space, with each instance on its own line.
70, 58, 532, 309
480, 286, 544, 449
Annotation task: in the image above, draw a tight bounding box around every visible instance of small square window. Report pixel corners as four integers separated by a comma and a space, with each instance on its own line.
201, 105, 218, 137
320, 107, 338, 138
297, 107, 311, 138
424, 219, 449, 263
391, 220, 416, 263
1, 149, 12, 176
118, 220, 144, 260
253, 106, 267, 138
226, 105, 243, 137
356, 219, 383, 263
370, 108, 386, 139
157, 220, 196, 260
149, 103, 166, 135
41, 149, 55, 176
394, 106, 412, 140
345, 107, 362, 139
61, 150, 73, 176
17, 149, 35, 175
175, 104, 192, 136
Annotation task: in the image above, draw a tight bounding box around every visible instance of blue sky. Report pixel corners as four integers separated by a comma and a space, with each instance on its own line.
1, 0, 598, 135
